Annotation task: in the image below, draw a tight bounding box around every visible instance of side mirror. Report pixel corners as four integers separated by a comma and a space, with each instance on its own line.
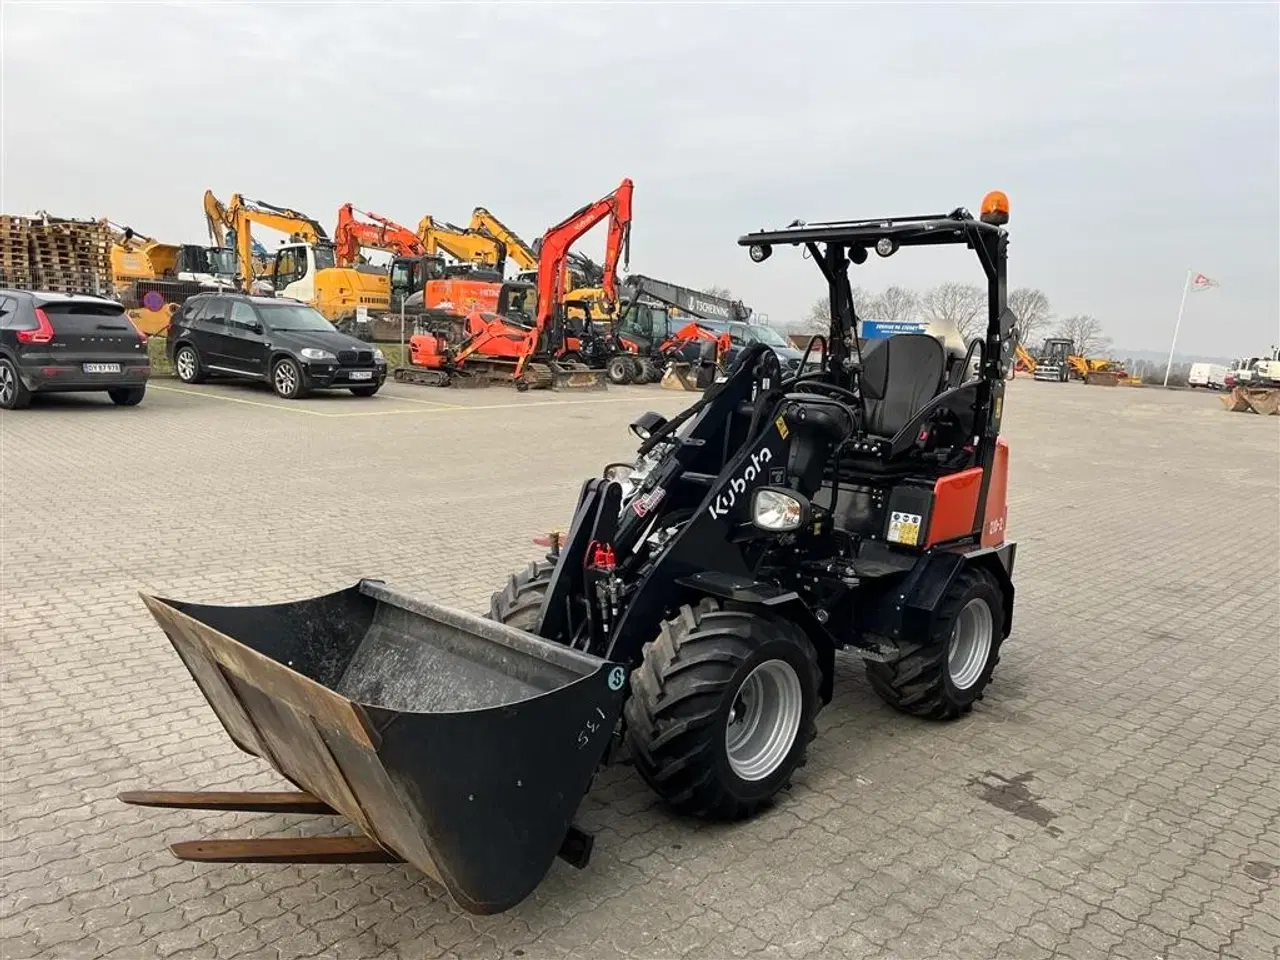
251, 322, 264, 335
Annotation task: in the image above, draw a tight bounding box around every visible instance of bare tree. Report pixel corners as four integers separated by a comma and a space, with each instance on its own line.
801, 285, 878, 333
704, 285, 733, 300
802, 297, 830, 333
1007, 287, 1052, 348
921, 282, 986, 341
1055, 314, 1111, 357
869, 285, 920, 323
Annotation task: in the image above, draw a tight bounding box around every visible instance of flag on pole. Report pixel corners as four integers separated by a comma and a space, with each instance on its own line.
1191, 272, 1219, 291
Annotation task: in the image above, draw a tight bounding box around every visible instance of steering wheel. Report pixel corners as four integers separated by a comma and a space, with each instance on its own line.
753, 347, 783, 385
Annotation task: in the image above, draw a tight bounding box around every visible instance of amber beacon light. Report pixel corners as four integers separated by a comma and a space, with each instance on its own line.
980, 190, 1010, 225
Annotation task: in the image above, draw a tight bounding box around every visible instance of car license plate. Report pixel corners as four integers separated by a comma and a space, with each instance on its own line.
83, 363, 122, 374
349, 370, 373, 381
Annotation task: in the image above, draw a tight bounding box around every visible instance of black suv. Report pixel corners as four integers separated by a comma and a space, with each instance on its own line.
0, 289, 150, 410
167, 293, 388, 399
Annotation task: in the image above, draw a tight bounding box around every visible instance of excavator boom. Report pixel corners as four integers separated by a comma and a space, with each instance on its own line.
417, 216, 506, 271
622, 274, 751, 323
468, 208, 538, 272
335, 204, 424, 266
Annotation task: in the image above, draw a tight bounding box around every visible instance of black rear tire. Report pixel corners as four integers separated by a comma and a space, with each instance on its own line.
173, 343, 205, 384
624, 598, 821, 821
606, 355, 634, 385
108, 386, 146, 406
488, 561, 555, 631
0, 357, 32, 410
865, 566, 1005, 720
636, 357, 660, 383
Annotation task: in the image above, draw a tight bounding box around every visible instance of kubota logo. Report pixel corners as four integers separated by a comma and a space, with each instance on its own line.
707, 447, 773, 519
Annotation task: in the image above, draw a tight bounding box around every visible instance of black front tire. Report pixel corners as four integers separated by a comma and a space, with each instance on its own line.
865, 566, 1005, 721
624, 598, 821, 821
272, 357, 309, 399
0, 357, 32, 410
108, 386, 146, 406
606, 355, 634, 385
350, 384, 380, 397
488, 561, 555, 631
636, 357, 660, 383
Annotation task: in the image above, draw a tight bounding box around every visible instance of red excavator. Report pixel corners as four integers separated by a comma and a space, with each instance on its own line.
393, 178, 633, 391
333, 204, 424, 265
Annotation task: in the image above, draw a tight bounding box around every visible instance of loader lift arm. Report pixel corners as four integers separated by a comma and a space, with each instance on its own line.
334, 204, 425, 266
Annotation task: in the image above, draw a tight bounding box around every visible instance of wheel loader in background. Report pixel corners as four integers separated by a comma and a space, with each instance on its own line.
118, 192, 1018, 916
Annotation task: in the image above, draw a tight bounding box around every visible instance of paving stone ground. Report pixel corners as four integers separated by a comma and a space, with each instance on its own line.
1, 376, 1277, 960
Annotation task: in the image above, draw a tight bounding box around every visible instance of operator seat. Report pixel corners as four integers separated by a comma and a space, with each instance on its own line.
859, 333, 947, 438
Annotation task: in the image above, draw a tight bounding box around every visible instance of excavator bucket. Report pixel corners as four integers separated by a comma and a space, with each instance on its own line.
124, 580, 627, 915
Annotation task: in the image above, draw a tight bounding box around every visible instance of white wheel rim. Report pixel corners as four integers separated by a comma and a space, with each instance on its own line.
725, 659, 803, 781
0, 363, 13, 405
275, 363, 296, 394
177, 349, 195, 380
948, 598, 994, 690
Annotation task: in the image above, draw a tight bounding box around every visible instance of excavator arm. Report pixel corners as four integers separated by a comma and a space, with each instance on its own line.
417, 216, 506, 271
224, 195, 330, 292
203, 190, 228, 248
467, 208, 538, 272
519, 178, 633, 377
335, 204, 424, 266
621, 274, 751, 323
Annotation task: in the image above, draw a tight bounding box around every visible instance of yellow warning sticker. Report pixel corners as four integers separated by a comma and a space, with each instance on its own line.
887, 511, 922, 546
775, 415, 789, 439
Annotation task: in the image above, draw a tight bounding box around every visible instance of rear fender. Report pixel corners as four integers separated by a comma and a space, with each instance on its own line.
673, 571, 835, 704
893, 544, 1016, 642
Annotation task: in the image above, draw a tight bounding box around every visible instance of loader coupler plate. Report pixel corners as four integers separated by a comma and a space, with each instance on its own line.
551, 366, 608, 390
134, 580, 628, 915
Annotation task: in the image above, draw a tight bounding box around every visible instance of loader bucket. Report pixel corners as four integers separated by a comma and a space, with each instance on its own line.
137, 580, 627, 915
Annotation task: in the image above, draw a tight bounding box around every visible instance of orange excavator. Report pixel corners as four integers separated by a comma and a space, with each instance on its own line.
333, 204, 424, 265
393, 178, 633, 391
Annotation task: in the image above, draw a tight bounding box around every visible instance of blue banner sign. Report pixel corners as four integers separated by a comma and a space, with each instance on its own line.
862, 319, 929, 339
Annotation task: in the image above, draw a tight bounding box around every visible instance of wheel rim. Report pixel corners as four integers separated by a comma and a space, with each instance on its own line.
177, 349, 195, 381
948, 597, 994, 690
275, 362, 297, 394
608, 358, 630, 380
724, 659, 804, 781
0, 363, 13, 405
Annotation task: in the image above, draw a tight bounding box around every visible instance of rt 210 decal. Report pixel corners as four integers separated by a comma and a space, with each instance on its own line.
707, 447, 774, 519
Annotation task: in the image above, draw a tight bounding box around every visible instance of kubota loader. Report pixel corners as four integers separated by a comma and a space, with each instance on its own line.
119, 193, 1019, 916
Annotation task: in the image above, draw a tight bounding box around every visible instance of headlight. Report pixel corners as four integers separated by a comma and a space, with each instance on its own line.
300, 348, 336, 361
603, 463, 635, 484
373, 347, 386, 363
751, 487, 809, 533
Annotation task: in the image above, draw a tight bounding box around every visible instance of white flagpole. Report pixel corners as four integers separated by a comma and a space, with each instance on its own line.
1163, 268, 1193, 387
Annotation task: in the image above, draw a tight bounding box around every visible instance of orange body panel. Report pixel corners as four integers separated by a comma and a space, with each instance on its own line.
425, 278, 503, 316
980, 438, 1010, 547
407, 333, 448, 368
925, 467, 983, 546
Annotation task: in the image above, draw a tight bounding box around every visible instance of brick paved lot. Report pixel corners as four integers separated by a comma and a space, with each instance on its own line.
1, 377, 1277, 960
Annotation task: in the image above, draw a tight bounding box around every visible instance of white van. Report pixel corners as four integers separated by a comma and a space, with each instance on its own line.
1188, 363, 1227, 390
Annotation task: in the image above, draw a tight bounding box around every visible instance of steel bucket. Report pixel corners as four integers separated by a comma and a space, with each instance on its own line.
139, 579, 626, 914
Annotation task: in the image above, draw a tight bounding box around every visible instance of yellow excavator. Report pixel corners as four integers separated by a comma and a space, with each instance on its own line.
209, 192, 391, 325
416, 216, 507, 272
107, 222, 240, 334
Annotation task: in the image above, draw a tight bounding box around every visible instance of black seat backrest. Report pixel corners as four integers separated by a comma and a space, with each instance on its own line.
859, 334, 947, 438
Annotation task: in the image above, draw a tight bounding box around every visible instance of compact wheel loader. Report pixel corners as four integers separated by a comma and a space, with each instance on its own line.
120, 194, 1019, 916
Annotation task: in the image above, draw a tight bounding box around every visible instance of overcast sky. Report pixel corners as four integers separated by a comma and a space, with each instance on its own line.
3, 2, 1276, 357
